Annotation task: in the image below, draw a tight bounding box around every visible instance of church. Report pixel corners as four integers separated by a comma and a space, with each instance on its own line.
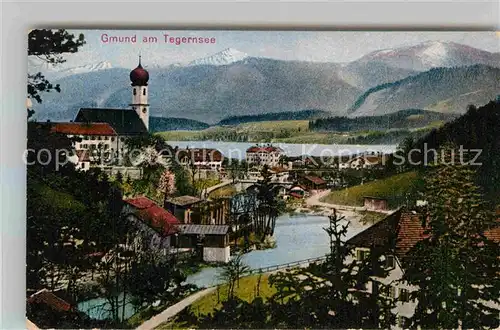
50, 57, 151, 169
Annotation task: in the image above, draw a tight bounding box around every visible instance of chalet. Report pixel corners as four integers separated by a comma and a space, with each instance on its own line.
340, 155, 383, 170
177, 148, 224, 171
175, 224, 232, 263
346, 208, 500, 327
301, 175, 327, 190
363, 196, 389, 212
246, 145, 284, 167
123, 196, 180, 252
165, 195, 203, 224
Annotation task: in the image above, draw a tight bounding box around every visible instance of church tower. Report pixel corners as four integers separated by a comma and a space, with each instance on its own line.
129, 56, 150, 130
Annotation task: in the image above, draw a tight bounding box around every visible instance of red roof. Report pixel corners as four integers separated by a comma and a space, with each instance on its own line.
51, 122, 117, 136
303, 175, 326, 185
27, 289, 72, 312
246, 146, 282, 153
124, 196, 180, 236
347, 209, 500, 262
289, 192, 304, 199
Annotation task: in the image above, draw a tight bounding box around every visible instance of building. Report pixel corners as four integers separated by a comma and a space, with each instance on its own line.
340, 155, 383, 170
165, 195, 204, 224
246, 145, 284, 167
175, 224, 232, 263
346, 208, 500, 328
123, 196, 180, 253
363, 196, 389, 212
300, 175, 327, 190
177, 148, 223, 171
45, 57, 151, 170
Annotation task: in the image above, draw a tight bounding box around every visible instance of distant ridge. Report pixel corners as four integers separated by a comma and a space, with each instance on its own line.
150, 117, 210, 132
217, 109, 329, 126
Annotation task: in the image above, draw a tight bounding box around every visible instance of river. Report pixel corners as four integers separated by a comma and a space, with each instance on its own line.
184, 212, 367, 288
77, 212, 367, 320
167, 141, 397, 160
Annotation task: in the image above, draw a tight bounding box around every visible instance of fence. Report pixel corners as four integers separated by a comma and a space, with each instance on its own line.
247, 255, 328, 275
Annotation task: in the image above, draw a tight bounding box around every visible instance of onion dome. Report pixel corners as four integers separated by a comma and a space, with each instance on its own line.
130, 55, 149, 86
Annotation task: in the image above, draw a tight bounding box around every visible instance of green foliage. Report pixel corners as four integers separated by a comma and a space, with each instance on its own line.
403, 145, 500, 329
321, 171, 420, 208
217, 253, 250, 301
27, 29, 86, 117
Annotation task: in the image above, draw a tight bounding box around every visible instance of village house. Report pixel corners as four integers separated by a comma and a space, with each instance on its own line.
165, 195, 204, 224
246, 145, 284, 167
340, 155, 383, 170
300, 174, 327, 190
177, 148, 224, 171
346, 208, 500, 328
175, 224, 232, 263
122, 196, 180, 253
288, 185, 308, 199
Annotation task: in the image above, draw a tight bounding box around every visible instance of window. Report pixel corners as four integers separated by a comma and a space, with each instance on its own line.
133, 88, 136, 95
97, 136, 102, 140
388, 286, 396, 298
82, 144, 88, 148
142, 88, 146, 95
105, 136, 109, 140
399, 288, 410, 302
142, 107, 147, 114
356, 248, 370, 261
385, 255, 395, 269
111, 137, 115, 142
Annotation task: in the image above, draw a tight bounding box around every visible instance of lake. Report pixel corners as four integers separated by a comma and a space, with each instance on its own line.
167, 141, 397, 160
184, 212, 367, 288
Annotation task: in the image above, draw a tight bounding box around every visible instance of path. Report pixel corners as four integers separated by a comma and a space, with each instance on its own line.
137, 256, 327, 330
201, 179, 232, 198
136, 287, 215, 330
306, 190, 394, 214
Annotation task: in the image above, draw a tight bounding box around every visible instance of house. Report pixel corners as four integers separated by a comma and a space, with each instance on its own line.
346, 208, 500, 328
363, 196, 389, 212
270, 166, 290, 183
27, 289, 74, 313
288, 185, 307, 199
175, 224, 232, 263
165, 195, 204, 223
246, 145, 284, 167
340, 155, 383, 170
177, 148, 224, 171
123, 196, 180, 252
300, 175, 327, 190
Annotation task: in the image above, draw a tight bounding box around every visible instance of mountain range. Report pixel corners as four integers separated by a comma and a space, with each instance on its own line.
29, 41, 500, 125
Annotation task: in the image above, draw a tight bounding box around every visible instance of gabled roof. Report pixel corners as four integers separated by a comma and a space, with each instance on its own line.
176, 224, 230, 235
27, 289, 72, 312
303, 175, 326, 185
124, 196, 180, 236
50, 122, 117, 136
347, 208, 500, 263
166, 195, 203, 207
74, 108, 147, 135
246, 146, 283, 153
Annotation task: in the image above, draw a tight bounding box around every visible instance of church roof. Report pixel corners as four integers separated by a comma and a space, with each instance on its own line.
50, 122, 117, 136
74, 108, 148, 135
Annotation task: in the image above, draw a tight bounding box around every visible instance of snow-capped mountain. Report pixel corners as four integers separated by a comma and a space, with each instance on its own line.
188, 48, 249, 66
59, 61, 113, 75
355, 41, 500, 71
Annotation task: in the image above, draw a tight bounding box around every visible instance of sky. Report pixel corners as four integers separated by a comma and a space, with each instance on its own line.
36, 30, 500, 70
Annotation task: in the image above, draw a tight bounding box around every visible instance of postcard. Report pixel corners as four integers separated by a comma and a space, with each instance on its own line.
26, 29, 500, 329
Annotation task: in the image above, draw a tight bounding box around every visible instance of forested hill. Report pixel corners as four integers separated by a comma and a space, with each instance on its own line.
217, 109, 329, 126
410, 99, 500, 201
150, 117, 210, 132
309, 109, 457, 132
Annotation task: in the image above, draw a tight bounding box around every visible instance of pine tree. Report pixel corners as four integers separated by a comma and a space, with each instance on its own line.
403, 144, 500, 329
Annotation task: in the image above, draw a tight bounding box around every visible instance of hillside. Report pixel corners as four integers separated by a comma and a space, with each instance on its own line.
348, 65, 500, 117
320, 171, 421, 209
410, 100, 500, 201
150, 117, 210, 132
309, 109, 457, 132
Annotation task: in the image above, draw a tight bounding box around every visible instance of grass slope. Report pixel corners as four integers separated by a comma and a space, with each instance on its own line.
158, 274, 276, 329
320, 171, 420, 208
